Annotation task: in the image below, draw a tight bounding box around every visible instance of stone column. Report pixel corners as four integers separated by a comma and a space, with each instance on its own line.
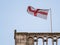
52, 39, 54, 45
56, 39, 58, 45
43, 39, 44, 45
36, 40, 38, 45
46, 39, 48, 45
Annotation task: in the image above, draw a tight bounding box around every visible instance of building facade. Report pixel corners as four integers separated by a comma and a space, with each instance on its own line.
14, 30, 60, 45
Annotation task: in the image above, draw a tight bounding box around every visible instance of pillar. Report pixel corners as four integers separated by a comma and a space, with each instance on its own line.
43, 39, 44, 45
46, 39, 48, 45
36, 40, 38, 45
52, 39, 54, 45
56, 39, 58, 45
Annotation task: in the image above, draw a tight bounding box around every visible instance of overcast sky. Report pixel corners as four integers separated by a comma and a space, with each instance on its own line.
0, 0, 60, 45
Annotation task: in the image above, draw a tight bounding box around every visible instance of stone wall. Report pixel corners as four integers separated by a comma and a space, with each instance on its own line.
14, 30, 60, 45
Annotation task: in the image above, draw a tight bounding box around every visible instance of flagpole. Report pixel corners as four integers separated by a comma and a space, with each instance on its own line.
50, 8, 52, 33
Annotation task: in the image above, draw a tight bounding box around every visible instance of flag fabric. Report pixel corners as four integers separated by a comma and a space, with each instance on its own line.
27, 6, 49, 19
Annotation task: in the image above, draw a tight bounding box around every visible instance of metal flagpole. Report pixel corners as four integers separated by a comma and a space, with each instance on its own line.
50, 8, 52, 33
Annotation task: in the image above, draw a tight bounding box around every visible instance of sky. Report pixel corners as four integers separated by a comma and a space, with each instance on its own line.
0, 0, 60, 45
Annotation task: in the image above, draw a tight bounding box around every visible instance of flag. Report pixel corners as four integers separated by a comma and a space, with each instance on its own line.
27, 6, 49, 19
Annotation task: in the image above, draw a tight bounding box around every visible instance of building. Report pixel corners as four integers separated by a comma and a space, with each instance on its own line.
14, 30, 60, 45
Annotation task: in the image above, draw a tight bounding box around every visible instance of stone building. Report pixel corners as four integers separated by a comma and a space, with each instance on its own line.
14, 30, 60, 45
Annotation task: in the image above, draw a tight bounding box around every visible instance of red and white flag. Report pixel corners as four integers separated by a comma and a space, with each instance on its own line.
27, 6, 49, 19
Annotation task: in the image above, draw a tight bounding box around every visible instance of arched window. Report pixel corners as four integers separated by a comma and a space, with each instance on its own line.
58, 37, 60, 45
38, 38, 43, 45
48, 38, 52, 45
